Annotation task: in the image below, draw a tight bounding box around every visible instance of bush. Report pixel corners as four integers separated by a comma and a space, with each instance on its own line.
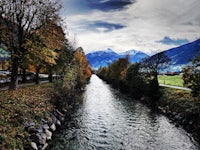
125, 63, 147, 99
183, 56, 200, 97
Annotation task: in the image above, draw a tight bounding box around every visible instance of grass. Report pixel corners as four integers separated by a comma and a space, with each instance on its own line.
158, 75, 184, 87
159, 87, 200, 138
160, 87, 192, 103
0, 83, 55, 149
159, 87, 199, 121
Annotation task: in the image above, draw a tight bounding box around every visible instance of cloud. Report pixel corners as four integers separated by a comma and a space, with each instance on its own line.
157, 36, 189, 46
62, 0, 200, 54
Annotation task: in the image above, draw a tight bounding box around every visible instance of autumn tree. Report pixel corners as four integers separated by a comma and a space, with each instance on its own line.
0, 0, 62, 89
141, 52, 170, 101
20, 18, 65, 83
73, 47, 92, 88
124, 63, 147, 98
97, 66, 109, 80
53, 40, 74, 77
141, 52, 170, 84
108, 57, 129, 87
38, 19, 65, 83
110, 57, 129, 79
183, 56, 200, 97
24, 35, 58, 84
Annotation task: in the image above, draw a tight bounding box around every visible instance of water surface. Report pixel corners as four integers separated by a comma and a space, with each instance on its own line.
49, 75, 199, 150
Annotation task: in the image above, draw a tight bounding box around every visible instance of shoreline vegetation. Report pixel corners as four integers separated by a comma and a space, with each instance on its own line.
0, 83, 54, 149
0, 47, 92, 150
0, 0, 93, 149
96, 56, 200, 143
159, 87, 200, 142
0, 82, 85, 150
97, 74, 200, 142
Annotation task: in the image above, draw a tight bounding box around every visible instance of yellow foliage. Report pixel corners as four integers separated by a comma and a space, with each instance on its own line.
120, 68, 127, 79
73, 47, 92, 87
37, 20, 65, 51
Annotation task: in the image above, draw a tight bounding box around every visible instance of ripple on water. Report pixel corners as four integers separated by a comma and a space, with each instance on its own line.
49, 75, 200, 150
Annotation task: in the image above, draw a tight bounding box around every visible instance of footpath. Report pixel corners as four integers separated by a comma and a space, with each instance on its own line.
0, 80, 49, 91
159, 84, 191, 91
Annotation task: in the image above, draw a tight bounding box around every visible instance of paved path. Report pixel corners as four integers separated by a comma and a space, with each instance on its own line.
159, 84, 191, 91
1, 81, 191, 92
0, 80, 49, 91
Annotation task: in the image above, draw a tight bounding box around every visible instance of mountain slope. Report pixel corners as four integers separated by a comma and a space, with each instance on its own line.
164, 39, 200, 71
86, 39, 200, 71
86, 48, 148, 70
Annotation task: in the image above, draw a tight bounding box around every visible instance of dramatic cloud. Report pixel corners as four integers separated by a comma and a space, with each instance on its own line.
157, 36, 189, 46
61, 0, 200, 54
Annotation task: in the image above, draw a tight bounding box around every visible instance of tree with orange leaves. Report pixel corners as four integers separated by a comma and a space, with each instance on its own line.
73, 47, 92, 88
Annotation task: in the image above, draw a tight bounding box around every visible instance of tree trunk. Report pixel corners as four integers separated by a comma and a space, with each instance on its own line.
22, 68, 27, 83
48, 72, 53, 82
35, 67, 40, 84
153, 71, 159, 86
0, 60, 2, 70
9, 57, 19, 90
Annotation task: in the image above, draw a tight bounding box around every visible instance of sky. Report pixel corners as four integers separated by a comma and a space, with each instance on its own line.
61, 0, 200, 55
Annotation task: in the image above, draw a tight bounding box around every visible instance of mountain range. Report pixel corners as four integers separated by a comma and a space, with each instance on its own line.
86, 48, 148, 70
164, 39, 200, 71
1, 39, 200, 72
86, 39, 200, 71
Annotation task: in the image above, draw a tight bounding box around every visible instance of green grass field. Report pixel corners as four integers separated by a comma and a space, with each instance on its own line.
158, 75, 184, 87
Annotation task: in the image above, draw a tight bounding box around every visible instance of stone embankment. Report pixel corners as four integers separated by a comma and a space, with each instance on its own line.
25, 108, 69, 150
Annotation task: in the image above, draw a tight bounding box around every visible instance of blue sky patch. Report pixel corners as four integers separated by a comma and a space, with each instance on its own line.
88, 21, 126, 32
61, 0, 135, 15
157, 36, 189, 46
88, 0, 134, 12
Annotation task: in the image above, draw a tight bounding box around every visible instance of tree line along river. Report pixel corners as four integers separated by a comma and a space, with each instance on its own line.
49, 74, 199, 150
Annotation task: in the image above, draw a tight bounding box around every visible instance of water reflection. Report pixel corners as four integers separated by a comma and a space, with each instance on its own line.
49, 75, 199, 150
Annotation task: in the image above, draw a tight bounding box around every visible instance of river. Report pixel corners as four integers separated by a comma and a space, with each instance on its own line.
49, 74, 199, 150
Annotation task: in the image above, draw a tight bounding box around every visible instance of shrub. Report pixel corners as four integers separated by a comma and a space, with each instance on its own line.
183, 56, 200, 97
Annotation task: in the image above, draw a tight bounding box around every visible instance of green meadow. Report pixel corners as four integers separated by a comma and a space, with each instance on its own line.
158, 75, 184, 87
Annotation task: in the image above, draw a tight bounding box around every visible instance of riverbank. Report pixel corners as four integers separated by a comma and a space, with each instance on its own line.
47, 75, 200, 149
158, 87, 200, 142
0, 83, 54, 149
0, 46, 92, 149
0, 83, 83, 150
97, 74, 200, 143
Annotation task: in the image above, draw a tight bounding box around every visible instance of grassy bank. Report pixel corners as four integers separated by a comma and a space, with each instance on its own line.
158, 87, 200, 141
0, 83, 55, 149
158, 75, 183, 87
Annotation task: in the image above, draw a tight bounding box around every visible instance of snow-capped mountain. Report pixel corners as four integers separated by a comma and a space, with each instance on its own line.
86, 39, 200, 71
119, 50, 139, 55
86, 48, 148, 70
119, 50, 149, 63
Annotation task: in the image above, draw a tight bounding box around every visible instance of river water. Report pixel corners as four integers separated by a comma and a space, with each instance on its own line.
49, 75, 199, 150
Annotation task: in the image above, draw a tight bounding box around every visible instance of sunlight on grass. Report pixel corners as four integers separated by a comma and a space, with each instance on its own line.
158, 75, 183, 87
